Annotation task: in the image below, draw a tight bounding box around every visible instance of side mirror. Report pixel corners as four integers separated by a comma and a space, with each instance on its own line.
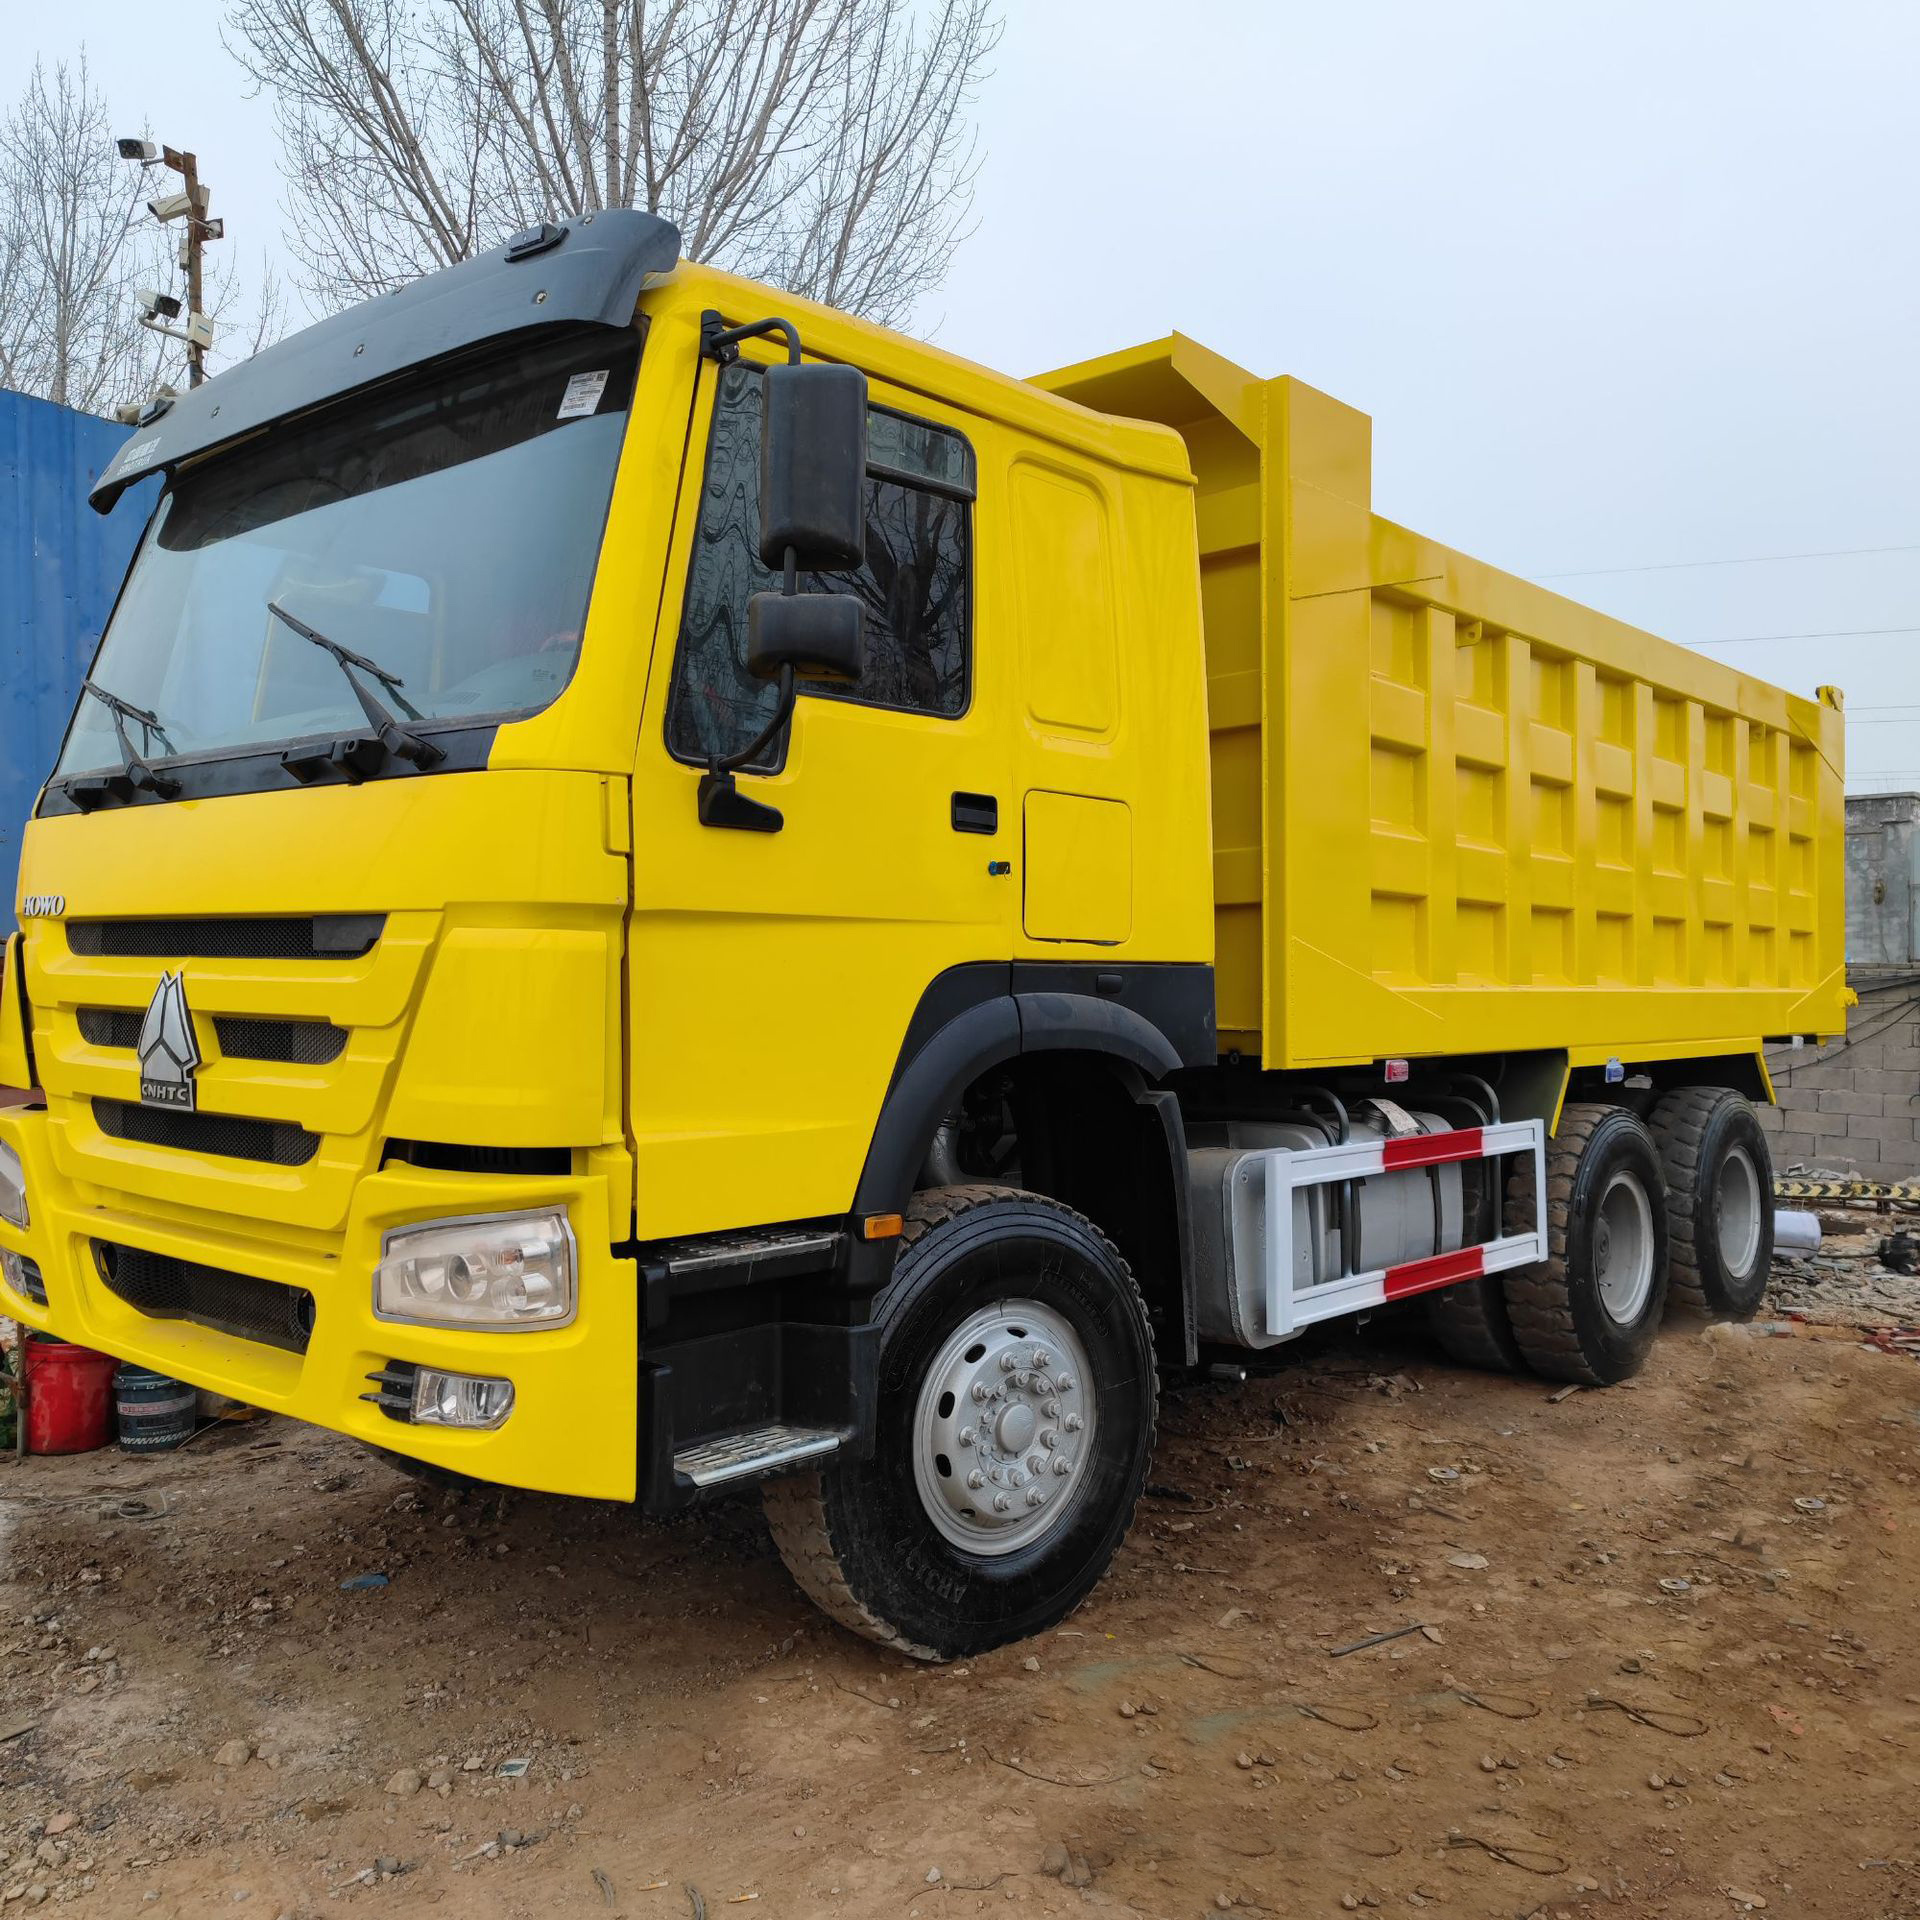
760, 362, 868, 572
747, 592, 864, 687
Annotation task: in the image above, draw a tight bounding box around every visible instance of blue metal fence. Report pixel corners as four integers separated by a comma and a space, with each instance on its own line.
0, 390, 158, 931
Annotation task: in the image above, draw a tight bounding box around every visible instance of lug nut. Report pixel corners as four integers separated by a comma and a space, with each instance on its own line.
967, 1469, 985, 1490
1052, 1456, 1071, 1475
1064, 1412, 1083, 1433
1041, 1429, 1058, 1449
1032, 1348, 1051, 1369
998, 1351, 1018, 1372
1043, 1400, 1060, 1420
1010, 1466, 1027, 1487
958, 1426, 975, 1448
1028, 1454, 1044, 1476
1026, 1486, 1045, 1507
1056, 1373, 1075, 1392
993, 1492, 1011, 1513
971, 1382, 989, 1403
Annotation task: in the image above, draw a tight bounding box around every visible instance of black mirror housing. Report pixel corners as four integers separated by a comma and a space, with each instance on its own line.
747, 591, 865, 686
760, 362, 868, 571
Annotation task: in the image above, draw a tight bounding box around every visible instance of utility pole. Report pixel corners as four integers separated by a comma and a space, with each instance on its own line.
176, 149, 208, 388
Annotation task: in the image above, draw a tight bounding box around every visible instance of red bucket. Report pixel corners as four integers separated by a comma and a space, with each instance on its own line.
23, 1336, 119, 1455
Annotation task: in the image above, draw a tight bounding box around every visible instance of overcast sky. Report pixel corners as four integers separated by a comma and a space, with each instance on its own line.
47, 0, 1920, 787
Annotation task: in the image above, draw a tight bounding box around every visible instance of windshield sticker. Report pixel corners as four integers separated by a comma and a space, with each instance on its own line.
557, 370, 609, 420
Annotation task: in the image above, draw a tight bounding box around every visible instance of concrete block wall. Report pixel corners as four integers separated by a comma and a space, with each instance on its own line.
1758, 965, 1920, 1178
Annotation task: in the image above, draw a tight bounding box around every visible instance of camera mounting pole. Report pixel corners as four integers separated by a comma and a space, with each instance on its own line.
117, 138, 219, 387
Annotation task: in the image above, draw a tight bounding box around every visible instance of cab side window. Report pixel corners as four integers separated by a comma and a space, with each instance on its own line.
666, 361, 974, 768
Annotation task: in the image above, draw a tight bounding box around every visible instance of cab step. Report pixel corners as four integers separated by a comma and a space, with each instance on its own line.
673, 1423, 846, 1488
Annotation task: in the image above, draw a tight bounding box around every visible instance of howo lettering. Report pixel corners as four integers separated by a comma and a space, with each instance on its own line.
0, 213, 1846, 1657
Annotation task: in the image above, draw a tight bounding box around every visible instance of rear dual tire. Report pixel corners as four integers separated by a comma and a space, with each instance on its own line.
1649, 1086, 1774, 1319
1502, 1102, 1670, 1385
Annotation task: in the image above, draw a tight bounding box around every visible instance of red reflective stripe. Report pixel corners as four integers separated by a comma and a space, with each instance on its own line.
1380, 1126, 1484, 1170
1383, 1245, 1485, 1300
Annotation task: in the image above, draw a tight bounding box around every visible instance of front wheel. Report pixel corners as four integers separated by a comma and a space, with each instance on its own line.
763, 1184, 1157, 1659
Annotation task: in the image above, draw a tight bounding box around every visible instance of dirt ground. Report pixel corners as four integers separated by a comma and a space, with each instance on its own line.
3, 1285, 1919, 1920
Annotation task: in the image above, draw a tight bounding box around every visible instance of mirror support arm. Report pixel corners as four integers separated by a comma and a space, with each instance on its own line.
701, 311, 802, 367
697, 549, 798, 834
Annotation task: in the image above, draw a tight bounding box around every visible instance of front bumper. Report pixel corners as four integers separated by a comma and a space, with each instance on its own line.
0, 1103, 639, 1499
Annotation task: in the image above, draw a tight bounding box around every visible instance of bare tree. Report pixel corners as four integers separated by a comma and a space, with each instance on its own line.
225, 0, 1000, 326
0, 55, 168, 413
0, 54, 289, 416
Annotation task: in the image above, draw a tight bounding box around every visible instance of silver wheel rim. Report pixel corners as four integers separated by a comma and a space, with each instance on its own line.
1716, 1144, 1762, 1278
1594, 1168, 1656, 1324
911, 1299, 1097, 1557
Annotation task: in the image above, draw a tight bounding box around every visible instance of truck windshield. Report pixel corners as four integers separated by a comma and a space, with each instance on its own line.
55, 329, 640, 787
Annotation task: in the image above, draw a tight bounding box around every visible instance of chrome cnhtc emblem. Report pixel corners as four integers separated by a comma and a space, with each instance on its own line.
137, 971, 201, 1111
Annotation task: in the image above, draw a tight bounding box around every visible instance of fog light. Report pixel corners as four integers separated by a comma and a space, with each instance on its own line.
1, 1248, 45, 1306
0, 1143, 26, 1230
374, 1210, 575, 1329
411, 1368, 515, 1430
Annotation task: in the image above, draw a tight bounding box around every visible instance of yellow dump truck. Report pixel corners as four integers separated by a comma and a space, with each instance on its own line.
0, 213, 1845, 1656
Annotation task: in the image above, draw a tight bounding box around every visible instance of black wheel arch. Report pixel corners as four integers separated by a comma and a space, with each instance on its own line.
855, 963, 1212, 1366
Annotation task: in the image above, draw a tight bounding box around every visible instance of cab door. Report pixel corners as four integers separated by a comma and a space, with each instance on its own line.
626, 341, 1010, 1241
1007, 458, 1133, 948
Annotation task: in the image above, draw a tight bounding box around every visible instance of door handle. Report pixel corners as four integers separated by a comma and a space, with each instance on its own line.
951, 792, 998, 835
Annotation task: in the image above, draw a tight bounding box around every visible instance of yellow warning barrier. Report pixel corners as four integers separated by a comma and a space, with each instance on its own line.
1774, 1177, 1920, 1202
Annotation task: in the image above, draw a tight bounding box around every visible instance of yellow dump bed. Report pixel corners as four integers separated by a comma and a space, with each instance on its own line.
1035, 336, 1848, 1072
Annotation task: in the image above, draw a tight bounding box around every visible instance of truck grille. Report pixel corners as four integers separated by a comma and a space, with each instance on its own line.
93, 1097, 320, 1167
78, 1007, 347, 1064
94, 1240, 315, 1354
67, 914, 383, 960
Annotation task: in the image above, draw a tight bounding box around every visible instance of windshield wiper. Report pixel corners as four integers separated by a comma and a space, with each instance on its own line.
66, 681, 181, 808
265, 601, 445, 777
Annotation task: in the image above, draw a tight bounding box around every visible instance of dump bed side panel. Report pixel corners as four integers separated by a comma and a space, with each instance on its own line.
1031, 340, 1849, 1071
1272, 374, 1846, 1069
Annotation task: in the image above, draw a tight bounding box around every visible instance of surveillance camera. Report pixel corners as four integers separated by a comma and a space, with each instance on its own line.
199, 216, 225, 241
186, 312, 215, 350
117, 137, 160, 163
147, 189, 193, 223
135, 287, 183, 321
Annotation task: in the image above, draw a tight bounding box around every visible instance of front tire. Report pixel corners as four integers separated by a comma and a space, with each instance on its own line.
763, 1184, 1156, 1659
1501, 1103, 1670, 1385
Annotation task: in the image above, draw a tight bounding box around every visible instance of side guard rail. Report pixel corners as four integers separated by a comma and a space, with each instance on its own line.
1228, 1119, 1549, 1340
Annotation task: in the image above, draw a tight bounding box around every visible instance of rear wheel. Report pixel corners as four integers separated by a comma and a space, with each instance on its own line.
763, 1184, 1157, 1659
1650, 1086, 1774, 1319
1425, 1271, 1526, 1373
1501, 1103, 1670, 1385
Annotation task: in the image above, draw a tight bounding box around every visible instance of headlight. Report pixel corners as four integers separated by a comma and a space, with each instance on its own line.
374, 1210, 575, 1330
0, 1143, 26, 1230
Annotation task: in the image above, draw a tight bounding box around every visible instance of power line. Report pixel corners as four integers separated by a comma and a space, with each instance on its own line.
1689, 624, 1920, 648
1533, 542, 1920, 581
